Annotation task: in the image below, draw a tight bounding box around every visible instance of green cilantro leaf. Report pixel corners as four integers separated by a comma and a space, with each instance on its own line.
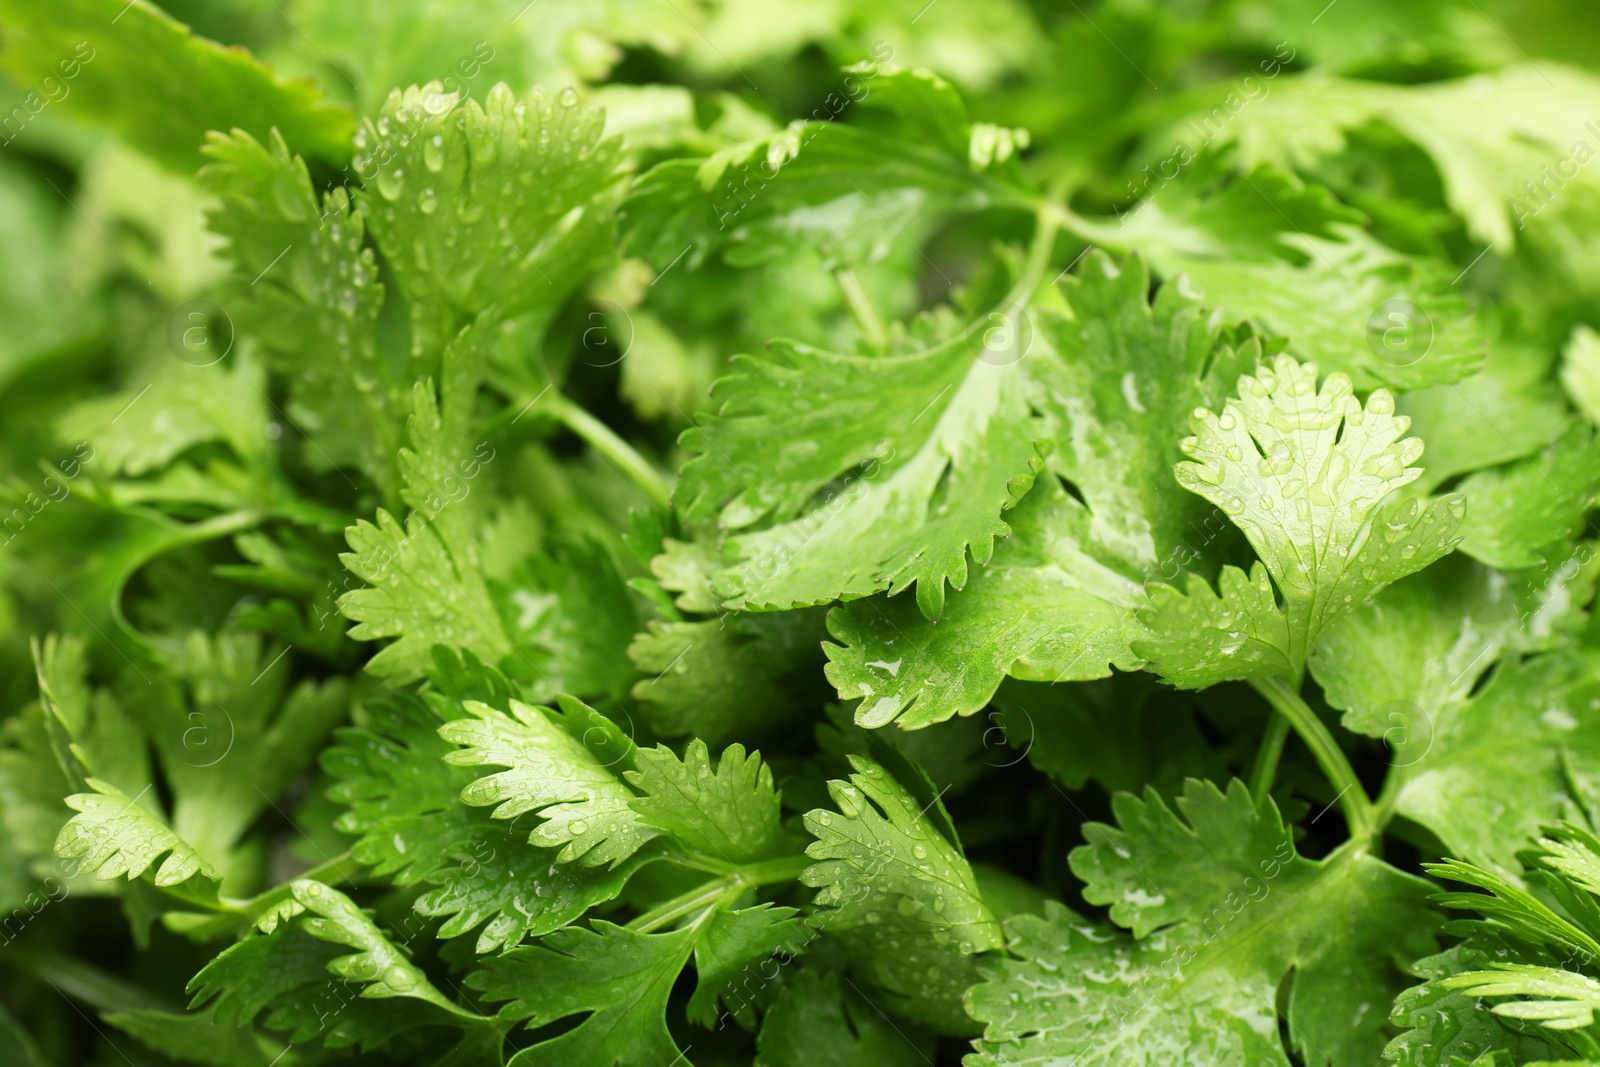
55, 778, 219, 889
686, 903, 808, 1029
55, 353, 270, 478
824, 476, 1145, 727
1384, 649, 1600, 876
822, 253, 1232, 727
968, 780, 1440, 1067
0, 0, 353, 172
1138, 354, 1464, 686
441, 695, 657, 867
1455, 425, 1600, 570
356, 82, 627, 358
322, 684, 647, 953
628, 610, 824, 746
1309, 550, 1597, 745
626, 739, 784, 864
1201, 65, 1600, 252
201, 128, 400, 500
802, 755, 1003, 1032
669, 309, 1046, 621
469, 920, 697, 1067
754, 969, 933, 1067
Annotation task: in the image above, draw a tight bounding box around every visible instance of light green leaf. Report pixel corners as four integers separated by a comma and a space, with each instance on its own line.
357, 82, 627, 358
440, 696, 657, 867
55, 778, 218, 889
1141, 354, 1463, 686
1310, 549, 1598, 742
821, 253, 1234, 726
1400, 332, 1571, 491
1456, 425, 1600, 570
0, 0, 353, 172
1198, 65, 1600, 252
824, 477, 1145, 727
626, 739, 784, 863
802, 755, 1002, 1033
670, 318, 1046, 621
201, 128, 401, 500
1389, 649, 1600, 876
969, 781, 1440, 1067
55, 352, 270, 478
128, 632, 347, 881
1563, 325, 1600, 424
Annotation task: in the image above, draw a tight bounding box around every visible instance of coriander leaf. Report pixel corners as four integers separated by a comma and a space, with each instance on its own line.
1140, 354, 1463, 685
253, 880, 458, 1011
1198, 65, 1600, 252
626, 66, 1030, 276
341, 320, 639, 697
201, 129, 401, 501
0, 0, 353, 172
1074, 163, 1484, 391
339, 508, 512, 682
189, 908, 444, 1049
1400, 332, 1571, 491
105, 1009, 272, 1067
1388, 649, 1600, 876
1386, 944, 1567, 1067
54, 351, 270, 478
1456, 425, 1600, 570
686, 903, 807, 1029
469, 920, 696, 1067
322, 688, 646, 953
127, 632, 347, 881
822, 252, 1234, 726
626, 739, 784, 863
55, 778, 218, 889
1160, 229, 1486, 392
441, 696, 657, 867
1135, 563, 1295, 688
823, 477, 1145, 727
1309, 550, 1597, 743
32, 632, 147, 799
418, 821, 652, 954
969, 780, 1440, 1067
669, 313, 1046, 620
628, 609, 824, 746
1070, 778, 1298, 939
489, 539, 641, 701
357, 82, 627, 359
802, 755, 1003, 1033
754, 969, 934, 1067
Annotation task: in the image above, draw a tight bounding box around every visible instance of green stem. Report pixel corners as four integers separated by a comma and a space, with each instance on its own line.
1372, 760, 1409, 835
543, 392, 672, 509
1248, 712, 1291, 803
221, 850, 359, 914
836, 269, 888, 351
629, 852, 811, 933
630, 880, 739, 934
1005, 203, 1065, 307
1249, 676, 1375, 843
